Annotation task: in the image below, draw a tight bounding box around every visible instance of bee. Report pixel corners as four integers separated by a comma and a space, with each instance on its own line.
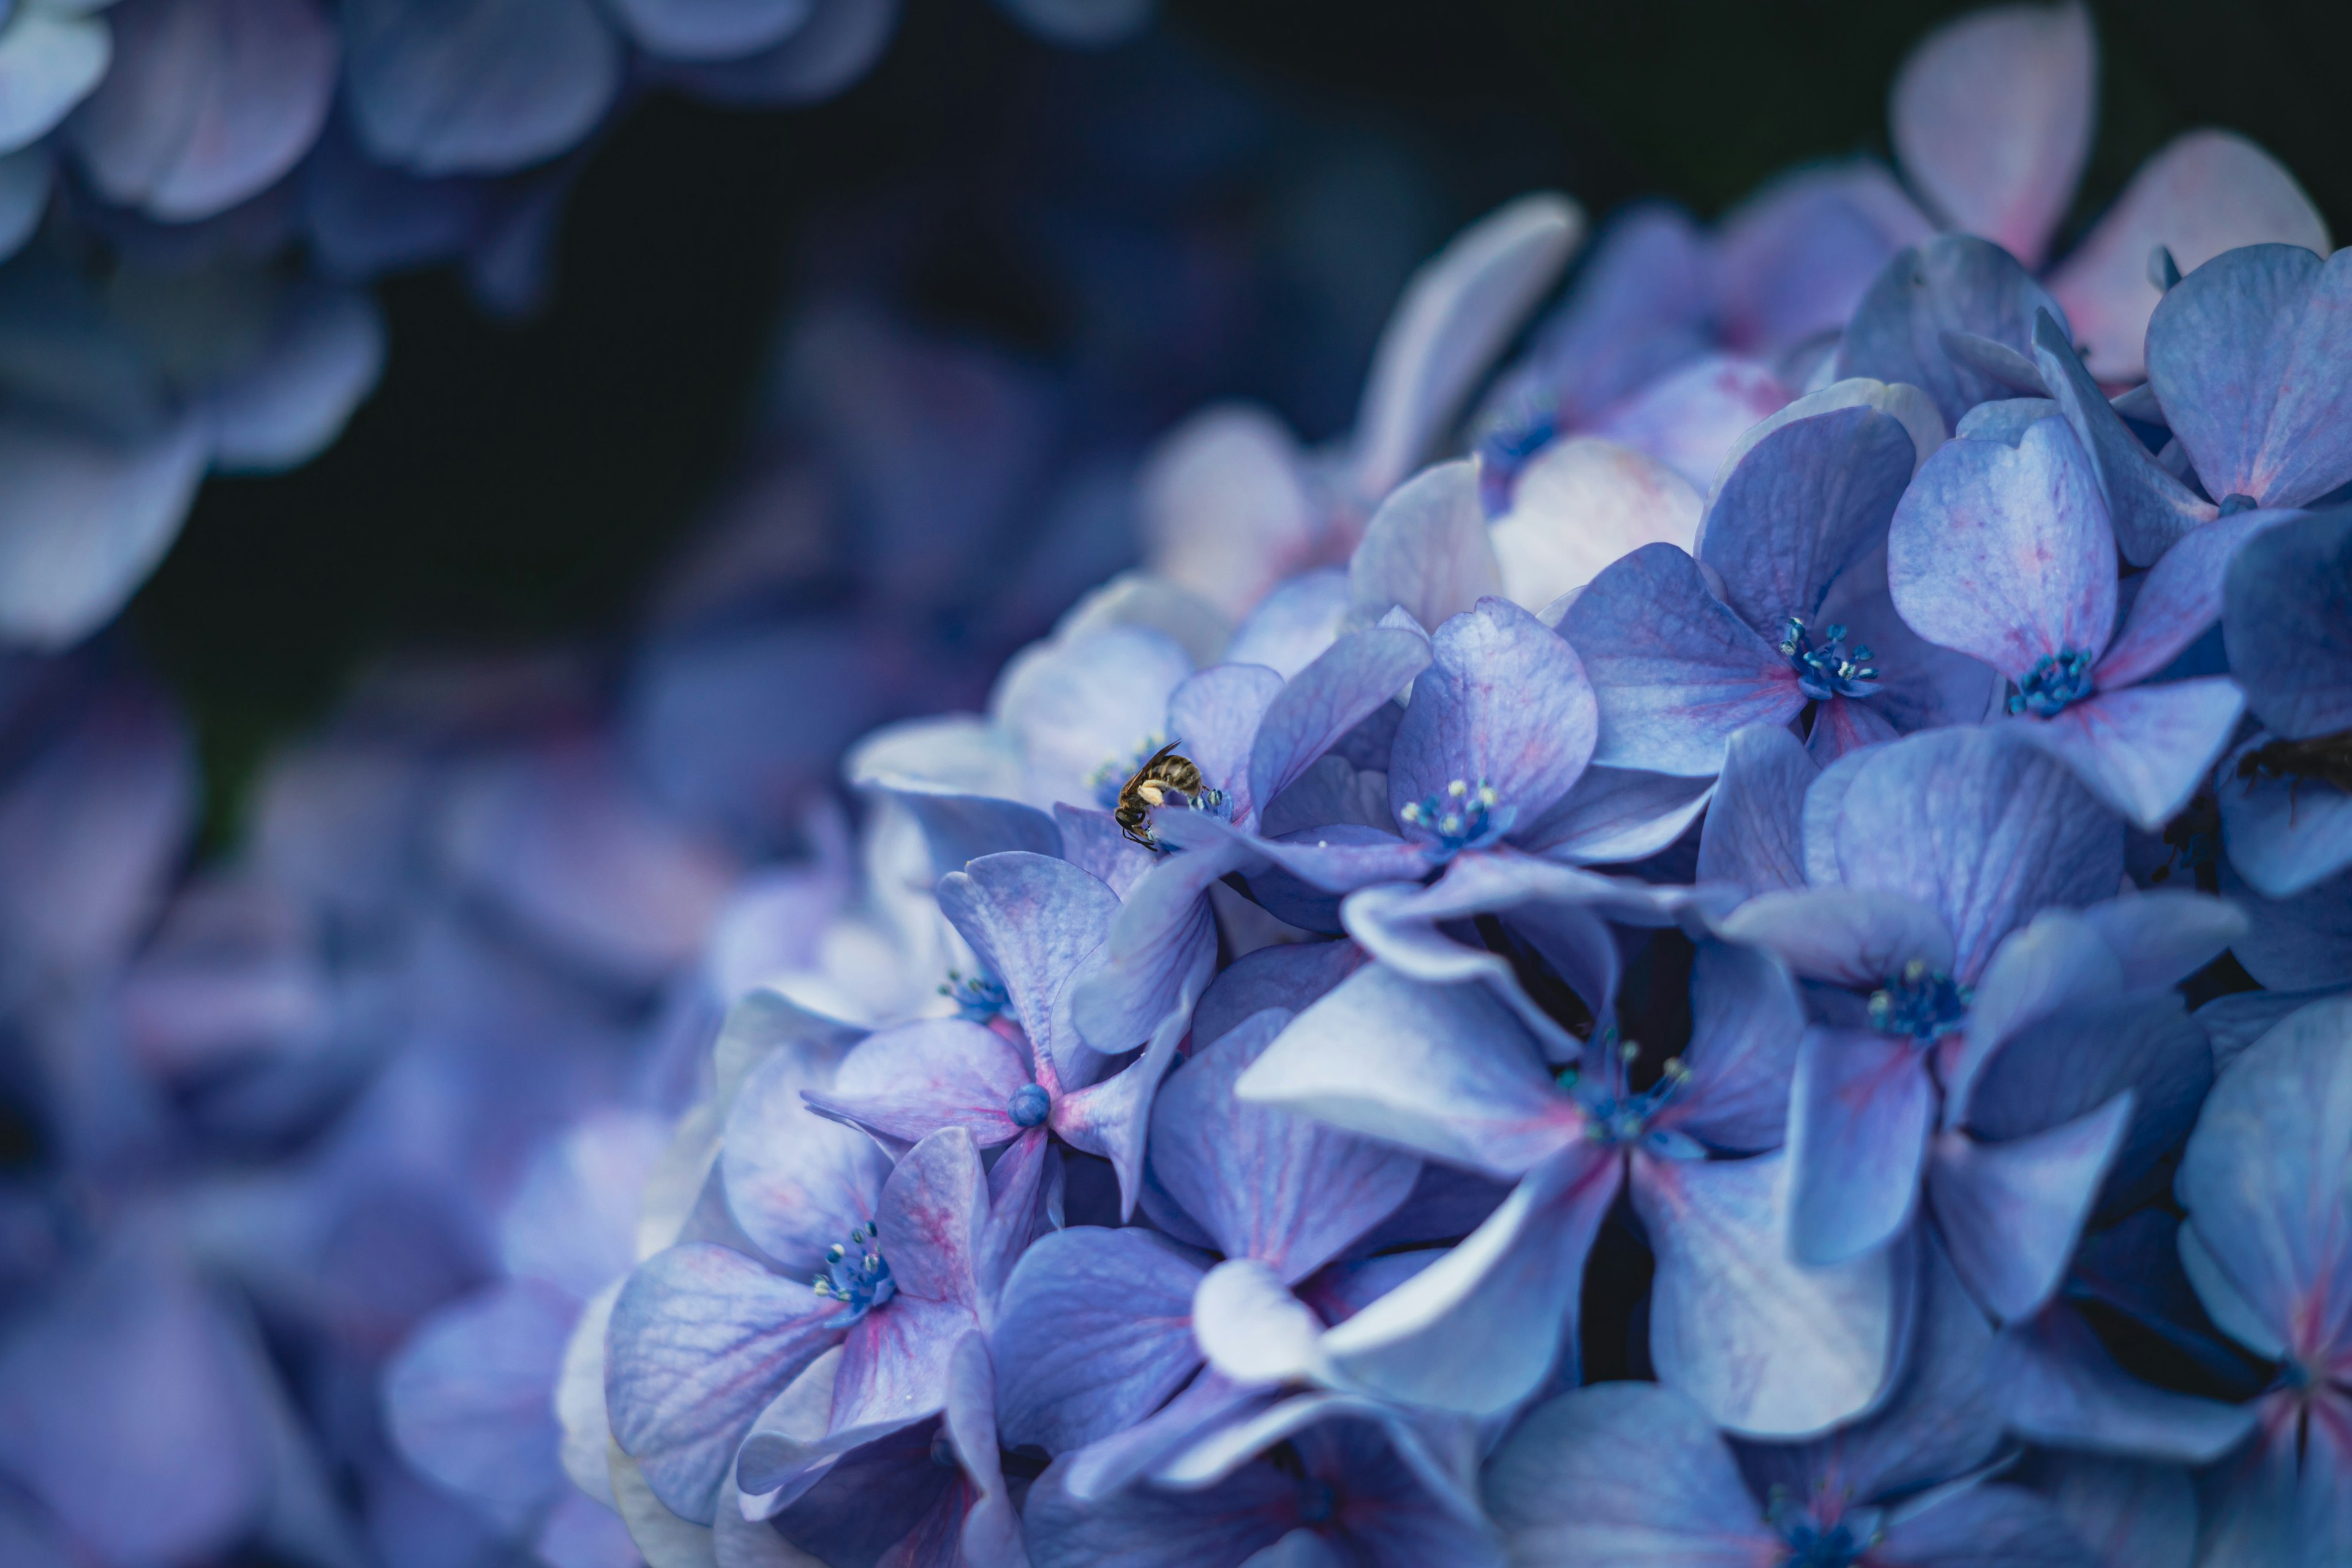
2236, 731, 2352, 825
1114, 741, 1207, 848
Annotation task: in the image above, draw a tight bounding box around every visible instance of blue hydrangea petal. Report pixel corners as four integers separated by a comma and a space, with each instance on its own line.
604, 1243, 844, 1525
1999, 1304, 2260, 1463
1047, 993, 1188, 1219
2030, 1455, 2201, 1568
343, 0, 622, 177
1512, 763, 1716, 867
2147, 243, 2352, 511
1928, 1096, 2133, 1322
2222, 508, 2352, 742
383, 1280, 575, 1532
1151, 1009, 1420, 1284
2013, 679, 2245, 832
200, 279, 386, 472
2178, 995, 2352, 1361
1715, 884, 1956, 990
606, 0, 809, 61
1065, 831, 1244, 1059
1872, 1482, 2100, 1568
0, 7, 110, 154
2217, 737, 2352, 900
1023, 1450, 1299, 1568
1888, 415, 2116, 683
1831, 726, 2124, 985
2093, 508, 2292, 689
64, 0, 335, 222
1787, 1027, 1936, 1265
1163, 663, 1282, 820
1387, 597, 1596, 830
1245, 622, 1431, 821
653, 0, 898, 107
1558, 542, 1803, 777
990, 1227, 1206, 1455
801, 1019, 1032, 1152
1836, 234, 2069, 428
718, 1042, 891, 1274
1190, 941, 1368, 1055
2047, 129, 2330, 383
993, 622, 1192, 812
1635, 1149, 1901, 1436
938, 850, 1119, 1069
2188, 1392, 2352, 1568
1695, 723, 1817, 894
2078, 891, 2248, 992
1664, 939, 1808, 1155
1484, 1382, 1777, 1564
1344, 460, 1500, 641
0, 405, 206, 649
1485, 435, 1705, 612
1696, 404, 1916, 638
1232, 962, 1573, 1180
1225, 568, 1350, 679
1317, 1143, 1622, 1416
2030, 309, 2218, 567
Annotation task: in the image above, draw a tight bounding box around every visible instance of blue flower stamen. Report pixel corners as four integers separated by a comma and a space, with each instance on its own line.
1869, 959, 1970, 1043
1398, 777, 1513, 857
940, 969, 1010, 1022
810, 1220, 894, 1323
2008, 647, 2096, 717
1008, 1082, 1051, 1128
1781, 616, 1880, 700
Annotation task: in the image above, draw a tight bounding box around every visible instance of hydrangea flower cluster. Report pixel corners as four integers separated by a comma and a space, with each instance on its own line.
0, 0, 1152, 653
579, 6, 2352, 1566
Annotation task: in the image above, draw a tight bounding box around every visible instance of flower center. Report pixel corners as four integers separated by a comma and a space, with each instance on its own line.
940, 968, 1009, 1022
1767, 1490, 1873, 1568
811, 1220, 894, 1322
1090, 736, 1169, 812
1558, 1037, 1695, 1148
1780, 617, 1879, 701
1007, 1082, 1051, 1128
2009, 647, 2096, 717
1869, 959, 1970, 1044
1399, 778, 1513, 856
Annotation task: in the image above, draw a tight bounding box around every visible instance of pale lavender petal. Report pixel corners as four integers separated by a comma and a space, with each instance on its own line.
872, 1126, 986, 1310
2049, 129, 2329, 383
63, 0, 335, 221
802, 1018, 1031, 1150
1558, 543, 1803, 776
1319, 1146, 1623, 1415
1888, 416, 2116, 680
604, 1244, 843, 1524
1831, 725, 2124, 983
1483, 1381, 1782, 1567
1787, 1028, 1936, 1265
1150, 1009, 1420, 1283
0, 12, 109, 154
1486, 435, 1703, 611
1835, 235, 2068, 428
1248, 624, 1433, 816
2016, 679, 2245, 832
1714, 162, 1934, 355
1351, 193, 1583, 499
1227, 569, 1351, 679
1232, 962, 1575, 1180
1584, 356, 1795, 496
1928, 1096, 2132, 1322
1346, 459, 1502, 635
1067, 834, 1246, 1061
1695, 723, 1817, 894
1056, 803, 1158, 900
1888, 0, 2094, 267
938, 850, 1119, 1057
2147, 243, 2352, 510
831, 1294, 976, 1436
1388, 596, 1597, 825
991, 1227, 1205, 1454
500, 1109, 671, 1300
1189, 1258, 1330, 1388
0, 407, 208, 650
993, 622, 1193, 812
1636, 1151, 1901, 1436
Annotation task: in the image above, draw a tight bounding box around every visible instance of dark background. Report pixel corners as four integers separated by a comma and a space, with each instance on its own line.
126, 0, 2352, 840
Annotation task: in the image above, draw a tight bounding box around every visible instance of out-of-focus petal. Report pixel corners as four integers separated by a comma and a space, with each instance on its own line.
1346, 459, 1500, 635
1142, 404, 1318, 621
2049, 130, 2329, 383
1487, 436, 1702, 612
1836, 235, 2067, 428
342, 0, 622, 178
384, 1280, 575, 1532
606, 0, 809, 61
0, 8, 111, 156
0, 406, 206, 649
1888, 0, 2095, 268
